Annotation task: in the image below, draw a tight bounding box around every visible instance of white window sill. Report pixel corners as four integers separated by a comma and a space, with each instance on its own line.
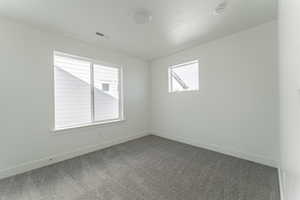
52, 119, 125, 133
169, 89, 199, 93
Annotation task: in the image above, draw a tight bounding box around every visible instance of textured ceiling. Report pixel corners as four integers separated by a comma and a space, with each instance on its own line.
0, 0, 277, 60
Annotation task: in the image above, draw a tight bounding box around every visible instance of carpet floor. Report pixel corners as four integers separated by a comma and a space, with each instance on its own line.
0, 135, 280, 200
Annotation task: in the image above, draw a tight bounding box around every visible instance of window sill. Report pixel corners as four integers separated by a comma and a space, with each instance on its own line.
52, 119, 125, 133
169, 89, 199, 93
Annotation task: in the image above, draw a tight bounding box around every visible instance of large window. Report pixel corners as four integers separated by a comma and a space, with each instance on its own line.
54, 52, 123, 130
168, 60, 199, 92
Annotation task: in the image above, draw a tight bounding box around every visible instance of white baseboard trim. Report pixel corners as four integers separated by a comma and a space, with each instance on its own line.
0, 132, 150, 180
151, 131, 278, 168
278, 168, 286, 200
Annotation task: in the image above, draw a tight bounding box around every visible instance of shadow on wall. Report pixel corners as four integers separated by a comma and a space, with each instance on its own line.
55, 67, 118, 126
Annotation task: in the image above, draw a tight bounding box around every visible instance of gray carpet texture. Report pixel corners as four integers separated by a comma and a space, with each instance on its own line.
0, 135, 280, 200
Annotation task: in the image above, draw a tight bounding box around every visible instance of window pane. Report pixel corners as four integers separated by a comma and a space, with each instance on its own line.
93, 64, 119, 121
54, 55, 92, 128
170, 61, 199, 92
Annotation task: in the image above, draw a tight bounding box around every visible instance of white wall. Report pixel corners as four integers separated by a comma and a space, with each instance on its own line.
150, 21, 279, 167
0, 16, 279, 180
279, 0, 300, 199
0, 17, 149, 178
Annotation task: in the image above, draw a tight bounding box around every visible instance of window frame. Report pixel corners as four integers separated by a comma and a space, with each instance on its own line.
53, 51, 124, 131
168, 60, 200, 93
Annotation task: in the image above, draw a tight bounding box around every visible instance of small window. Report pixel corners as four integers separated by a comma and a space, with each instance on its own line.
54, 52, 123, 130
168, 60, 199, 92
102, 83, 110, 91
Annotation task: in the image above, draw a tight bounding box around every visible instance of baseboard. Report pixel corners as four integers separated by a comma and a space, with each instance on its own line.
0, 132, 150, 180
278, 168, 286, 200
0, 131, 279, 180
151, 131, 278, 168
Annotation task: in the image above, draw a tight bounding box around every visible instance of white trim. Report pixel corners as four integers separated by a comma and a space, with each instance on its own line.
0, 132, 150, 180
53, 51, 120, 69
171, 59, 199, 69
169, 89, 200, 94
278, 168, 286, 200
90, 62, 95, 122
118, 67, 125, 120
53, 119, 126, 132
168, 67, 172, 92
150, 131, 279, 168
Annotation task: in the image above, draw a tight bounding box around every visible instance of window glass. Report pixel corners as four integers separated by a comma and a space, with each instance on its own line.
54, 55, 92, 128
169, 60, 199, 92
93, 64, 119, 121
54, 52, 123, 130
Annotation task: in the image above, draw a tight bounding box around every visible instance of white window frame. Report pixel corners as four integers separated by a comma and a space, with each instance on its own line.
168, 60, 199, 93
53, 51, 124, 131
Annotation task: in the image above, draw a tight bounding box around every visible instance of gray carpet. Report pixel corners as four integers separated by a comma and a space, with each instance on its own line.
0, 135, 280, 200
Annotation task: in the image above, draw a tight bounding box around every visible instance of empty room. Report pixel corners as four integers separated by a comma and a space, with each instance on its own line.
0, 0, 300, 199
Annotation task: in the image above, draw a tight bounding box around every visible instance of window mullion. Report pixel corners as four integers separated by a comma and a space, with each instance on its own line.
90, 63, 95, 122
